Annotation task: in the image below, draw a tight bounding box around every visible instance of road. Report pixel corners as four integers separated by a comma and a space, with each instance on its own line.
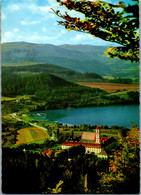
10, 113, 48, 132
28, 122, 48, 131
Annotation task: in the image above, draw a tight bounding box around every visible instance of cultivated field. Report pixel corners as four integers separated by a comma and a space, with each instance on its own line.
16, 127, 49, 145
77, 82, 139, 93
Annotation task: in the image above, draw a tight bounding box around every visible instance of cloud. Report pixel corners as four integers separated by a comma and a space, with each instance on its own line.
8, 4, 20, 11
2, 0, 120, 46
2, 31, 22, 42
2, 28, 21, 43
1, 12, 6, 21
42, 27, 47, 32
28, 3, 39, 14
38, 6, 56, 18
30, 33, 50, 41
21, 20, 41, 25
2, 32, 13, 41
2, 31, 47, 43
73, 34, 93, 41
71, 33, 115, 45
13, 28, 19, 32
60, 30, 66, 34
29, 31, 66, 43
39, 6, 51, 13
47, 0, 58, 7
26, 4, 55, 19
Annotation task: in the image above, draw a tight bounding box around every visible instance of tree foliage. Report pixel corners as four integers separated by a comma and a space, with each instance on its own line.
98, 123, 140, 193
2, 121, 139, 193
52, 0, 139, 62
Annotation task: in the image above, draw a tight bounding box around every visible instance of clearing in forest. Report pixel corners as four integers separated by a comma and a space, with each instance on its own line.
77, 82, 139, 93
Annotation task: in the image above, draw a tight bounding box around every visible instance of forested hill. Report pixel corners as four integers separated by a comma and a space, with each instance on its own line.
2, 63, 103, 82
2, 73, 109, 110
2, 73, 139, 110
2, 42, 139, 78
2, 73, 77, 96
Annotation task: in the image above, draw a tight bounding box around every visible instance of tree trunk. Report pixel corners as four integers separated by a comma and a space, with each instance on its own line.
84, 173, 88, 193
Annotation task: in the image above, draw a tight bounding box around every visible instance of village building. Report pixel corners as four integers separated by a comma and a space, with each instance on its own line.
61, 126, 115, 158
16, 99, 21, 102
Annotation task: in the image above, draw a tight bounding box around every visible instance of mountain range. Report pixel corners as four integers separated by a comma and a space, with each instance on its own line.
2, 42, 139, 78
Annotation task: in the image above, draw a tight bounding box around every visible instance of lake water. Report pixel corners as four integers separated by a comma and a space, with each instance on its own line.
28, 105, 140, 128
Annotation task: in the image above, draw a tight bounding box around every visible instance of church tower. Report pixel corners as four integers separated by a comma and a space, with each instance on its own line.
96, 126, 101, 143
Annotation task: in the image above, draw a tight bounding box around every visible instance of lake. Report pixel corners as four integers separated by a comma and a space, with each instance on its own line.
28, 105, 139, 128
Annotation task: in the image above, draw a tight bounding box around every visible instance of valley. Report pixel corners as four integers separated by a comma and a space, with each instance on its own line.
2, 71, 139, 150
2, 73, 139, 113
2, 42, 140, 194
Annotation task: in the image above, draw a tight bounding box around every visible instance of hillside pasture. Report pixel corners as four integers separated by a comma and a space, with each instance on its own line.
16, 127, 49, 145
2, 95, 32, 102
77, 82, 139, 93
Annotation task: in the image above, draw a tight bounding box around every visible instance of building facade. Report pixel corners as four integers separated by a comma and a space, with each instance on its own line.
61, 126, 111, 158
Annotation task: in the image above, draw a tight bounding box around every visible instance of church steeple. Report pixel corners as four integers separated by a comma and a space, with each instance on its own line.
96, 126, 101, 143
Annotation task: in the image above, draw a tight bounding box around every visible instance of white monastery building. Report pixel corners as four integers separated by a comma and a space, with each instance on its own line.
61, 126, 115, 158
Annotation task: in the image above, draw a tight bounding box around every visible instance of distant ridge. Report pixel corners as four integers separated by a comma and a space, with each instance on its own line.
2, 42, 139, 78
2, 63, 103, 82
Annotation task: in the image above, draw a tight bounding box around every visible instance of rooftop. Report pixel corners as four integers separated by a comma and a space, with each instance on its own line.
81, 132, 96, 141
62, 141, 102, 148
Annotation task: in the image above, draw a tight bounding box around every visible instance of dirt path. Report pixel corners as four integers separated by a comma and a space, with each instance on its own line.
11, 113, 48, 132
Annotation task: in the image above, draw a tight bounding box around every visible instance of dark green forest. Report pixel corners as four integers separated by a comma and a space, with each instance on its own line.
2, 73, 139, 112
2, 64, 104, 82
1, 146, 108, 194
2, 144, 139, 194
2, 63, 137, 83
2, 73, 76, 96
2, 73, 139, 114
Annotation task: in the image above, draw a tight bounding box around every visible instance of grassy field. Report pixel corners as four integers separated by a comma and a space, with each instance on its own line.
1, 95, 33, 102
101, 133, 119, 139
107, 90, 130, 99
54, 129, 83, 137
77, 82, 139, 93
2, 62, 42, 66
16, 127, 49, 145
20, 114, 37, 122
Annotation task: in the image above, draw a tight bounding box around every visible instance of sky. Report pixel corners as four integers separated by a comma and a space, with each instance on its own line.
1, 0, 135, 46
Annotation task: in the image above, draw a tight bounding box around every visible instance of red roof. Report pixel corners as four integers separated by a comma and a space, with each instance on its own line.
44, 149, 51, 154
62, 141, 101, 148
62, 141, 78, 147
62, 136, 111, 149
101, 137, 110, 143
